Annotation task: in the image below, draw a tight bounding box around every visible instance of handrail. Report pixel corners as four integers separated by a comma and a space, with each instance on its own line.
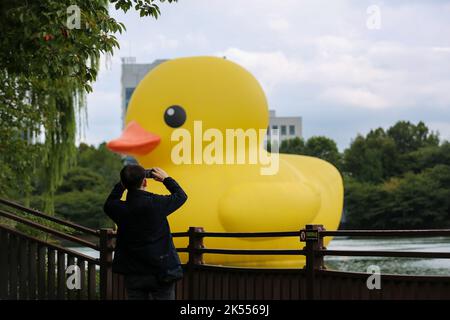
3, 210, 450, 301
0, 224, 99, 264
172, 232, 189, 237
0, 198, 98, 236
318, 249, 450, 259
321, 229, 450, 237
112, 231, 301, 238
176, 226, 450, 262
0, 209, 99, 250
175, 229, 450, 239
197, 248, 305, 255
198, 231, 300, 238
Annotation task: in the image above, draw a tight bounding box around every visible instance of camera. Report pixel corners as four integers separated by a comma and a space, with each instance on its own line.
145, 168, 156, 178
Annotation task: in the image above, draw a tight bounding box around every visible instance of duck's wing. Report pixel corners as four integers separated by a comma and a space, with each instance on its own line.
280, 154, 344, 233
218, 181, 321, 233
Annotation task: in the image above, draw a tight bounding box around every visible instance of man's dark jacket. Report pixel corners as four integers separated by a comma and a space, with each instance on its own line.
103, 177, 187, 278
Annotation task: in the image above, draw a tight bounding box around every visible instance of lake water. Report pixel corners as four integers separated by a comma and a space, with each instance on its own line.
72, 237, 450, 276
325, 237, 450, 276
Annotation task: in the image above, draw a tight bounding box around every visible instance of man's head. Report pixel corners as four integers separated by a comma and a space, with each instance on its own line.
120, 165, 147, 190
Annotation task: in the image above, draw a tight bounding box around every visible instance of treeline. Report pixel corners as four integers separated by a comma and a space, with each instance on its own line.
277, 121, 450, 229
21, 120, 450, 230
29, 143, 123, 229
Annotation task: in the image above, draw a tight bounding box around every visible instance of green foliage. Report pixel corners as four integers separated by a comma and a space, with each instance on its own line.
343, 131, 396, 183
400, 142, 450, 174
344, 165, 450, 229
277, 136, 341, 169
77, 143, 123, 187
0, 0, 177, 216
343, 177, 390, 229
279, 137, 305, 155
303, 136, 341, 169
57, 168, 104, 193
30, 143, 123, 229
54, 190, 114, 229
387, 121, 439, 154
277, 121, 449, 229
342, 120, 449, 229
112, 0, 178, 18
343, 122, 439, 183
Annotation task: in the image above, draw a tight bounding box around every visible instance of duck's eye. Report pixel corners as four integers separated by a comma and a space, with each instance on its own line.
164, 105, 186, 128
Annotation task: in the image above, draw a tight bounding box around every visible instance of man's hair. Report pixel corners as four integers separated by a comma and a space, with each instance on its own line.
120, 165, 145, 190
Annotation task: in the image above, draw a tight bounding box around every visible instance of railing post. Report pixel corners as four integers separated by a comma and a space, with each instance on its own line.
99, 228, 114, 300
187, 227, 205, 266
187, 227, 204, 299
302, 224, 325, 300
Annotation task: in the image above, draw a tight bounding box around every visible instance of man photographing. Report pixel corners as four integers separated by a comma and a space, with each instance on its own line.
103, 165, 187, 300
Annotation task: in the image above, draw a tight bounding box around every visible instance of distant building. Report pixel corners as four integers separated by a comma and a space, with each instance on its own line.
120, 57, 167, 164
121, 57, 168, 126
267, 110, 302, 142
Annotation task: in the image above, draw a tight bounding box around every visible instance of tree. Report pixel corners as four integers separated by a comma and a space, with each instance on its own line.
54, 190, 114, 229
279, 137, 305, 154
343, 122, 439, 183
343, 177, 390, 229
30, 142, 123, 228
0, 0, 177, 213
57, 168, 104, 193
400, 142, 450, 174
304, 136, 341, 169
343, 134, 386, 183
387, 121, 439, 154
387, 165, 450, 228
77, 143, 123, 187
277, 136, 342, 168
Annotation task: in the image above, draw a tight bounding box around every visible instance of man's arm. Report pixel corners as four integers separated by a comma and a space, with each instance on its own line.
103, 182, 126, 224
152, 177, 188, 216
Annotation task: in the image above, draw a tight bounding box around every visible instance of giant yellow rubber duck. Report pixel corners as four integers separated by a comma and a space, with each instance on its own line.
107, 56, 343, 268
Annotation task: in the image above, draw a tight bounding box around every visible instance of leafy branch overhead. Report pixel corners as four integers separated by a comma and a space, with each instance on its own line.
112, 0, 178, 18
0, 0, 178, 213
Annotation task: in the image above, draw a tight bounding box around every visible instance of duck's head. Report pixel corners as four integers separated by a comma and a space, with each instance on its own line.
107, 56, 269, 167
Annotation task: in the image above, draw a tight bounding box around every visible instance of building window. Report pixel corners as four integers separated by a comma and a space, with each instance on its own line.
281, 125, 286, 135
289, 125, 295, 135
125, 87, 135, 108
272, 125, 278, 131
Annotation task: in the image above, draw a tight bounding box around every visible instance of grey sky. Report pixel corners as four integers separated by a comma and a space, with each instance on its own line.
83, 0, 450, 150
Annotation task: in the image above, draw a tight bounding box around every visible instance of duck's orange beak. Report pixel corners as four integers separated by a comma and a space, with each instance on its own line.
107, 121, 161, 156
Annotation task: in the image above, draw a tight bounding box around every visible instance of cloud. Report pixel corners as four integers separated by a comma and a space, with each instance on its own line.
81, 89, 122, 146
268, 16, 290, 32
82, 0, 450, 150
218, 37, 450, 112
320, 87, 388, 109
216, 48, 304, 94
432, 47, 450, 53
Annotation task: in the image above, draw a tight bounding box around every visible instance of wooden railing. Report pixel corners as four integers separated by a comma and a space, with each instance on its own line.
169, 225, 450, 299
0, 198, 110, 300
1, 197, 450, 300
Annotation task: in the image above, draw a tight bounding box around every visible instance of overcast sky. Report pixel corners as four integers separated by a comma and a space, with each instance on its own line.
83, 0, 450, 150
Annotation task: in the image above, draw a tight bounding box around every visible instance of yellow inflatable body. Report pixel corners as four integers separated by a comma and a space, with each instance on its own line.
107, 56, 343, 268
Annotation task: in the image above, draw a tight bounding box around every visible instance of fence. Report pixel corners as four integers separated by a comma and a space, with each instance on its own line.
0, 198, 126, 300
1, 198, 450, 300
172, 225, 450, 299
